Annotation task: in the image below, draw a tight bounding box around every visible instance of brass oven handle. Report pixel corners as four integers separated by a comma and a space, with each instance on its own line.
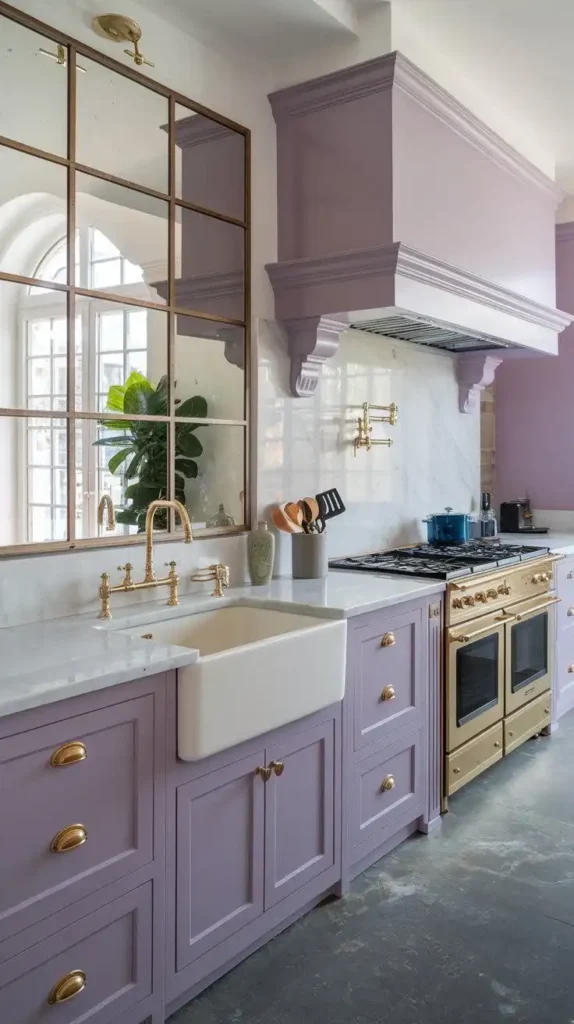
48, 970, 86, 1005
50, 825, 88, 853
514, 597, 560, 621
50, 741, 87, 768
449, 614, 515, 644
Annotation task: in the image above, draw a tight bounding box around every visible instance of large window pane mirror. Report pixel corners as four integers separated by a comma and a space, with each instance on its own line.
0, 5, 250, 553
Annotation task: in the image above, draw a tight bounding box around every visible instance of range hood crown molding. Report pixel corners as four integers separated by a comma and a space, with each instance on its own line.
269, 51, 563, 205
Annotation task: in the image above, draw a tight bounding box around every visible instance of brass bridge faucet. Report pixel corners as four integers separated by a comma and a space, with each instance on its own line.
190, 564, 230, 598
353, 402, 398, 455
98, 500, 193, 619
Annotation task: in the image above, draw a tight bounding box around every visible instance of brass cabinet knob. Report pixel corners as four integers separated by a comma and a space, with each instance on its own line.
50, 824, 88, 853
50, 741, 87, 768
255, 765, 271, 782
380, 685, 396, 702
380, 632, 396, 647
270, 760, 284, 777
48, 970, 86, 1005
544, 707, 550, 715
494, 741, 501, 748
380, 775, 395, 792
486, 589, 498, 600
453, 767, 461, 774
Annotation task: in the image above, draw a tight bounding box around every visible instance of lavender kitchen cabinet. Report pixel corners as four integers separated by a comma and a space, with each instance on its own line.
175, 749, 266, 971
555, 556, 574, 718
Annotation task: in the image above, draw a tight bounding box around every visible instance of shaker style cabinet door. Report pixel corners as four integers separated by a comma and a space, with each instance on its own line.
264, 720, 335, 909
175, 750, 265, 971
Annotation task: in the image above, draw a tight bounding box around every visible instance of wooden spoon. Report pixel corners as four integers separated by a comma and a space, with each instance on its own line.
271, 505, 303, 534
284, 501, 304, 529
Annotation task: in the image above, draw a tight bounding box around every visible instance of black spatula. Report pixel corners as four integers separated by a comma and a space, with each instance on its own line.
316, 488, 345, 532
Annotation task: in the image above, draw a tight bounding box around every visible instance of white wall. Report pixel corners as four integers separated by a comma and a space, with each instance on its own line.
257, 320, 480, 574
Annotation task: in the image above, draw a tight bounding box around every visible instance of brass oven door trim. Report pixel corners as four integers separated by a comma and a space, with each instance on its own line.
446, 615, 506, 752
504, 595, 558, 716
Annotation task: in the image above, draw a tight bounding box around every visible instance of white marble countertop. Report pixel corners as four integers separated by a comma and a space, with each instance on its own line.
0, 571, 445, 721
498, 532, 574, 556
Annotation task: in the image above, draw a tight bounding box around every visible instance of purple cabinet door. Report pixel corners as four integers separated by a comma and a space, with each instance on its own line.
351, 604, 425, 753
0, 882, 152, 1024
176, 749, 265, 972
0, 696, 155, 943
264, 719, 335, 909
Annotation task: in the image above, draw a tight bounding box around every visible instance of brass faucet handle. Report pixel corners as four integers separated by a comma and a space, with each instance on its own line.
213, 564, 230, 597
165, 560, 178, 576
117, 562, 134, 586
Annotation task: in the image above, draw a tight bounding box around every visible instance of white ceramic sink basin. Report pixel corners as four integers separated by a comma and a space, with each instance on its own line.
118, 605, 346, 760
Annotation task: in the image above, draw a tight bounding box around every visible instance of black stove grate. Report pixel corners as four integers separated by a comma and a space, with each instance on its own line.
329, 541, 550, 581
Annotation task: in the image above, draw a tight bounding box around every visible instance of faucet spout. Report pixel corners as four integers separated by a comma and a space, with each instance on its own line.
144, 499, 192, 582
97, 494, 116, 532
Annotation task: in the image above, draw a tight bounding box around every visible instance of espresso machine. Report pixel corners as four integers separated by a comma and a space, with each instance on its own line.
499, 499, 548, 534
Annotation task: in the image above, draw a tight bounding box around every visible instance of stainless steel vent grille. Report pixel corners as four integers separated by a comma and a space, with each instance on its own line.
349, 314, 511, 352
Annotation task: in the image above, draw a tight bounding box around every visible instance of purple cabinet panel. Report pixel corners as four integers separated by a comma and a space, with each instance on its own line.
0, 695, 155, 942
264, 719, 335, 909
0, 882, 152, 1024
175, 750, 265, 971
351, 603, 425, 753
349, 729, 424, 862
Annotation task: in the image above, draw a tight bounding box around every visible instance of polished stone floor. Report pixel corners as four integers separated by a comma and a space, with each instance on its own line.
170, 713, 574, 1024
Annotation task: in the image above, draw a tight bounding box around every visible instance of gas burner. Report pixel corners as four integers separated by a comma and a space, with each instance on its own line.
329, 540, 550, 581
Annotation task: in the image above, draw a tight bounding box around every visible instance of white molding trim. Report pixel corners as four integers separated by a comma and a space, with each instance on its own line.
269, 51, 562, 203
283, 315, 345, 397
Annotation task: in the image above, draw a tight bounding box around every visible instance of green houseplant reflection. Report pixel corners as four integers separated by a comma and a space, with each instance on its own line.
94, 371, 207, 530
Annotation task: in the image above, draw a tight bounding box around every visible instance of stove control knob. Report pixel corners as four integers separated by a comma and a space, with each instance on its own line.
497, 583, 511, 597
486, 589, 498, 601
452, 598, 464, 609
475, 591, 487, 603
462, 596, 475, 607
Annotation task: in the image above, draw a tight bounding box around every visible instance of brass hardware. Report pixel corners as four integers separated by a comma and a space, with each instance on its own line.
98, 500, 192, 618
531, 572, 552, 584
38, 44, 87, 73
544, 707, 550, 715
569, 665, 574, 674
353, 402, 397, 455
380, 775, 395, 792
429, 603, 441, 619
462, 596, 475, 608
475, 592, 487, 603
453, 767, 461, 774
494, 613, 517, 623
270, 760, 284, 777
381, 632, 396, 647
508, 731, 514, 737
486, 589, 498, 600
190, 564, 230, 598
255, 765, 271, 782
92, 14, 155, 67
497, 582, 511, 596
381, 684, 396, 702
141, 633, 153, 639
97, 494, 115, 532
452, 598, 464, 609
514, 597, 560, 621
493, 741, 501, 748
568, 607, 574, 617
450, 616, 513, 643
50, 824, 87, 853
50, 741, 86, 768
48, 969, 86, 1005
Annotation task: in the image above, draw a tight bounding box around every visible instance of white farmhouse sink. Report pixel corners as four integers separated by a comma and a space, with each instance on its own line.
118, 606, 346, 760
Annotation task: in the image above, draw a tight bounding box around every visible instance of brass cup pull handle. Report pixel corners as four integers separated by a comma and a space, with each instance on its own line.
381, 685, 396, 702
380, 774, 395, 792
255, 765, 271, 782
48, 970, 86, 1005
381, 632, 395, 648
270, 760, 284, 777
50, 824, 88, 853
50, 741, 87, 768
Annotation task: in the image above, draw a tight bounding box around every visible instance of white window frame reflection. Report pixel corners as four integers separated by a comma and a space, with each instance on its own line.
20, 228, 148, 543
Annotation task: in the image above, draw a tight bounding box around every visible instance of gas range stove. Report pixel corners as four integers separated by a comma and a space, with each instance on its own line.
329, 541, 550, 581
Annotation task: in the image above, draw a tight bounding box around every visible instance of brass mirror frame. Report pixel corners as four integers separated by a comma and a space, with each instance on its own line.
0, 0, 251, 555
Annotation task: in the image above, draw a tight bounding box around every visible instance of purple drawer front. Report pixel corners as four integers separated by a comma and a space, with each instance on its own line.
351, 605, 424, 753
349, 730, 424, 859
0, 882, 152, 1024
0, 695, 154, 942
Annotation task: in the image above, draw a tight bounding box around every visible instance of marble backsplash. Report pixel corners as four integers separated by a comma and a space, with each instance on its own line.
257, 320, 480, 574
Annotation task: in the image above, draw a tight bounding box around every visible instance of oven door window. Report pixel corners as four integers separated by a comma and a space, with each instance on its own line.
456, 633, 500, 726
511, 612, 548, 693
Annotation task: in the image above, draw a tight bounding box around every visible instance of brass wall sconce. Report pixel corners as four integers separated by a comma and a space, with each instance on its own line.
38, 45, 86, 72
92, 14, 155, 68
353, 402, 398, 456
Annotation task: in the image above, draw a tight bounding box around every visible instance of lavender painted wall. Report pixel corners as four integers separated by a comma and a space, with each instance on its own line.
496, 224, 574, 507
